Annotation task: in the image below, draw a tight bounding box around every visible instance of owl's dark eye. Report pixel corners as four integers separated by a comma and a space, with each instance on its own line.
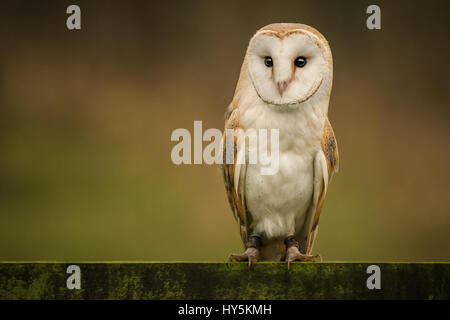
294, 56, 307, 68
264, 56, 273, 67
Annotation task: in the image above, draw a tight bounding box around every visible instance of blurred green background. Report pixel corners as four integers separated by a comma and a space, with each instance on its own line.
0, 0, 449, 261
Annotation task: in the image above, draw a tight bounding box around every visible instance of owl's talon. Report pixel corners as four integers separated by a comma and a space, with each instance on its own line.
316, 253, 323, 263
227, 235, 261, 268
284, 235, 322, 269
227, 247, 260, 268
285, 247, 321, 269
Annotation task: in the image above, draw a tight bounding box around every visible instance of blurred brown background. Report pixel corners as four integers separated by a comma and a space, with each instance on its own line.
0, 0, 449, 261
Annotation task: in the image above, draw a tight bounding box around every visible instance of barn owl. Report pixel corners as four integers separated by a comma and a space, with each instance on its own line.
222, 23, 339, 267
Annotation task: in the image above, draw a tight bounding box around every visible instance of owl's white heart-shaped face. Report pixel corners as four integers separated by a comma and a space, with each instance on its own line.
247, 30, 331, 106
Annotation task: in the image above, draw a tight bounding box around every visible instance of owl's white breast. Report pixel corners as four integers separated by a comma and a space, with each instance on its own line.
239, 98, 326, 239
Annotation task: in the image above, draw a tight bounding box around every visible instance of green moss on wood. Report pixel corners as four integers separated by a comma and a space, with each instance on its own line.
0, 262, 448, 300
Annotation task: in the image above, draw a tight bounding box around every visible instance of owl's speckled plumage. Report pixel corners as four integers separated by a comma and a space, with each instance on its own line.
223, 23, 338, 263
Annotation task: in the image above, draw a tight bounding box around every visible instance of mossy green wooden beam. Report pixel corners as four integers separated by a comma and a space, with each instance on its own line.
0, 262, 448, 300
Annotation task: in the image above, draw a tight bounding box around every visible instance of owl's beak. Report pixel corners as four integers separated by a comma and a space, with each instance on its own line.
277, 81, 289, 96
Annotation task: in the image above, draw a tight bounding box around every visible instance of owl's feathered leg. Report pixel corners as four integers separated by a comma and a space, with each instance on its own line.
227, 234, 261, 267
284, 235, 322, 269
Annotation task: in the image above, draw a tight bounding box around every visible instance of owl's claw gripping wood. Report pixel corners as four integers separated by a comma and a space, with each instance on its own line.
284, 236, 322, 269
227, 235, 261, 268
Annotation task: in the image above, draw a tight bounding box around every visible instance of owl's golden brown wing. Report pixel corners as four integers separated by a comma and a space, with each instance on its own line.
222, 108, 252, 246
301, 117, 339, 255
321, 117, 340, 178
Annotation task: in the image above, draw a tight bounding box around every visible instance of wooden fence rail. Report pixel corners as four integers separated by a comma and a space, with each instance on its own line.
0, 262, 448, 299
